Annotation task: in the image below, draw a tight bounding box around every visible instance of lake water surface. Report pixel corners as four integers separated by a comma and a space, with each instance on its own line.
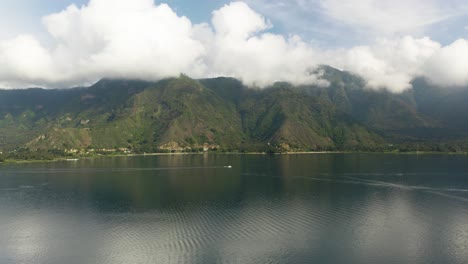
0, 154, 467, 264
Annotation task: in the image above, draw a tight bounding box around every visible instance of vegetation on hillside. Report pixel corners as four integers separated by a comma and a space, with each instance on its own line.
1, 67, 468, 159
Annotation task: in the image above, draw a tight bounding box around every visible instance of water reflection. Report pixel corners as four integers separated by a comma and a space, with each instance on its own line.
0, 154, 467, 264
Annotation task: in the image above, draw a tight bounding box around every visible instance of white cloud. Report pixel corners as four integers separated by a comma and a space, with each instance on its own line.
211, 2, 271, 39
0, 0, 468, 92
202, 2, 327, 87
319, 0, 467, 35
1, 0, 207, 87
46, 0, 208, 82
424, 39, 468, 87
330, 36, 441, 92
0, 35, 56, 87
0, 0, 328, 88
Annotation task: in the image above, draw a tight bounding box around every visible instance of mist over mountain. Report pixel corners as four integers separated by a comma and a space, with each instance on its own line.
2, 0, 468, 94
1, 66, 467, 154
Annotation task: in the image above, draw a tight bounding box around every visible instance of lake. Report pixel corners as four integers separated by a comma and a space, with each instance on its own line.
0, 153, 467, 264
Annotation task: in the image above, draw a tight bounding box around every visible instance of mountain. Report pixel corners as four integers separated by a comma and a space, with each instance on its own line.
0, 67, 467, 156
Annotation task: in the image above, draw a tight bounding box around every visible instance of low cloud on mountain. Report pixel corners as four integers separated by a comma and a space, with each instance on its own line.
0, 0, 468, 92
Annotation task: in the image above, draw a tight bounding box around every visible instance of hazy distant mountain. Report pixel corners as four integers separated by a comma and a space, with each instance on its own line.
0, 67, 467, 153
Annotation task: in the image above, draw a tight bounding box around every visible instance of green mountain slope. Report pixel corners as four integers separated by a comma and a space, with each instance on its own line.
0, 67, 467, 154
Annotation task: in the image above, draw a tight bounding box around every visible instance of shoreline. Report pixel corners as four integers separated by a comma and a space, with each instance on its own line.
1, 150, 467, 165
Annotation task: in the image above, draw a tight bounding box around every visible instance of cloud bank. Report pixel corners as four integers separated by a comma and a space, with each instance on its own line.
0, 0, 468, 92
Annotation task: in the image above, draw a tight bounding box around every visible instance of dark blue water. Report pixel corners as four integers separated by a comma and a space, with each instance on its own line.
0, 154, 467, 264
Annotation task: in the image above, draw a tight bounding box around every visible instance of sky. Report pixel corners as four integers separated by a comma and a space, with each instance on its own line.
1, 0, 468, 92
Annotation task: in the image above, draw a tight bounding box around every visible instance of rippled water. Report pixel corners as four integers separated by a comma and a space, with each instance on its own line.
0, 154, 467, 264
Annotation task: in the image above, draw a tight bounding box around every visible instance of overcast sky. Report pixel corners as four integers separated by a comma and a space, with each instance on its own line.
1, 0, 468, 91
